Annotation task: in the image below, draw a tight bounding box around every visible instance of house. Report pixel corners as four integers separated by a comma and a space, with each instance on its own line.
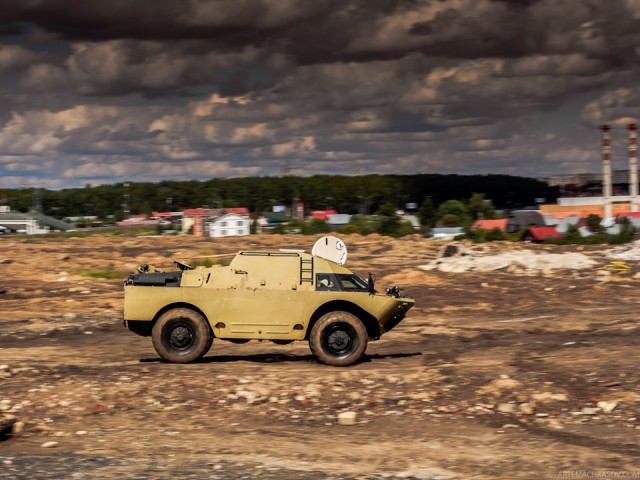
431, 227, 464, 241
64, 216, 101, 227
206, 213, 250, 238
310, 210, 337, 222
224, 207, 250, 217
506, 210, 546, 233
521, 226, 561, 243
116, 214, 159, 227
554, 216, 582, 234
182, 208, 224, 234
258, 211, 292, 233
326, 214, 352, 230
400, 214, 421, 230
151, 211, 184, 224
0, 208, 75, 234
471, 219, 508, 231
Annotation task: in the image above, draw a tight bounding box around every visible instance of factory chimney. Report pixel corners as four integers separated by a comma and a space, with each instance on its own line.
601, 125, 612, 218
629, 123, 638, 212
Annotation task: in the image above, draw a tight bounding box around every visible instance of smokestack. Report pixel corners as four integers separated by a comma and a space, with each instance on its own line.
602, 125, 612, 217
629, 123, 638, 212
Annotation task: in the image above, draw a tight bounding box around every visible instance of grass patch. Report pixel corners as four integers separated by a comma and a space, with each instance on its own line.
80, 269, 122, 280
35, 226, 163, 238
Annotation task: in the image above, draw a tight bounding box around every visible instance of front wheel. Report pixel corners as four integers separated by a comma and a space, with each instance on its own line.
309, 311, 368, 366
151, 308, 212, 363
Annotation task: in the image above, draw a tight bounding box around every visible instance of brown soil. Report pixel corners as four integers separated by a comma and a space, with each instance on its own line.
0, 234, 638, 479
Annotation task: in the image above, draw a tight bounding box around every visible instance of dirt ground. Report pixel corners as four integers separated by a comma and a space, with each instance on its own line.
0, 234, 638, 479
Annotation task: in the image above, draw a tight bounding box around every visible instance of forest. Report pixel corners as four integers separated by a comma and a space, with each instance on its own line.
0, 174, 557, 221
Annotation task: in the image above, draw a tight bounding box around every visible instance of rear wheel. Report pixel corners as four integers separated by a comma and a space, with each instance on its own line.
151, 308, 212, 363
309, 311, 367, 366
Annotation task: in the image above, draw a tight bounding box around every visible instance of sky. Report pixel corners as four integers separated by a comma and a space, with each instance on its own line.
1, 0, 640, 189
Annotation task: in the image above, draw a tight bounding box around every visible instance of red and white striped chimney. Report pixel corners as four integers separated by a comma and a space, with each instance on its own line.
629, 123, 638, 212
602, 124, 612, 217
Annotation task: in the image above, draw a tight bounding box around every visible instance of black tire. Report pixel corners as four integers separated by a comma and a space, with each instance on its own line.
309, 311, 368, 366
151, 308, 212, 363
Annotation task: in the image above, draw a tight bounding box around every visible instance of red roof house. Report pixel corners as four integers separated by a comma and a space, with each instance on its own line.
224, 207, 249, 216
310, 210, 337, 221
523, 226, 561, 242
471, 219, 508, 231
183, 208, 209, 217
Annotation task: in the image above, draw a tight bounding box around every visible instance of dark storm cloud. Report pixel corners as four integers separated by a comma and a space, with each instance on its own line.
1, 0, 640, 187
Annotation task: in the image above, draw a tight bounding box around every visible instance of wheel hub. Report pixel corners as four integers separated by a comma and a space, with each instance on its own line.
170, 325, 193, 349
325, 324, 354, 355
329, 330, 349, 349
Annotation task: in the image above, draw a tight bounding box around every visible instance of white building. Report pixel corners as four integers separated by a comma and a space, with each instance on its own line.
0, 207, 75, 234
431, 227, 464, 241
207, 213, 250, 238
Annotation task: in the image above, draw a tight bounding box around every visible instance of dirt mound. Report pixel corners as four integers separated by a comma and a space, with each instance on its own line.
420, 248, 597, 274
602, 239, 640, 260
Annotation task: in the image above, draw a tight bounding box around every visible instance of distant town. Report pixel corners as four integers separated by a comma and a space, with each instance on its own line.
0, 167, 639, 245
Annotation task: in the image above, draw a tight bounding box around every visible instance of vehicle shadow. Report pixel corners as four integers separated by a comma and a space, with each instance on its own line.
140, 353, 316, 364
139, 351, 421, 365
362, 351, 422, 362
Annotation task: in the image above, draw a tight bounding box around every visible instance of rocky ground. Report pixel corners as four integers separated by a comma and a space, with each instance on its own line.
0, 233, 639, 479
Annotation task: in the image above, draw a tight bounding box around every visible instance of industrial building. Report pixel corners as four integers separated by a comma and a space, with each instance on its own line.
541, 124, 639, 219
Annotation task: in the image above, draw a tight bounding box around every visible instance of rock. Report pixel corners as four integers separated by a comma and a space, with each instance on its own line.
477, 375, 522, 395
531, 392, 568, 403
337, 411, 357, 426
40, 441, 59, 448
497, 403, 516, 413
519, 403, 534, 415
581, 407, 600, 415
0, 414, 17, 437
597, 401, 617, 413
236, 390, 256, 404
12, 421, 24, 434
442, 244, 460, 258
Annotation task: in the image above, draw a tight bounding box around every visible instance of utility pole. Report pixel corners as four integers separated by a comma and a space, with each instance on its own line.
123, 182, 130, 219
32, 188, 42, 213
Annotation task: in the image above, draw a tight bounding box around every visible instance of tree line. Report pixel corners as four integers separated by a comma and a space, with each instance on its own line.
0, 173, 557, 221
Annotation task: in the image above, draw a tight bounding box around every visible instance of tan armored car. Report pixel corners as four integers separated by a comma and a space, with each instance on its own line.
123, 237, 414, 366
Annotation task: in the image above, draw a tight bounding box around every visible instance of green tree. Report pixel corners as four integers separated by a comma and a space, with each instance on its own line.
467, 193, 496, 220
376, 202, 402, 236
485, 227, 507, 241
585, 214, 602, 233
610, 217, 635, 244
563, 224, 582, 243
348, 214, 376, 235
437, 200, 471, 227
306, 218, 331, 234
440, 214, 462, 227
418, 197, 436, 227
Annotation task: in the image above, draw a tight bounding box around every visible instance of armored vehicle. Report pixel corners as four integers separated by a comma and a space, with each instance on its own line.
123, 237, 413, 366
